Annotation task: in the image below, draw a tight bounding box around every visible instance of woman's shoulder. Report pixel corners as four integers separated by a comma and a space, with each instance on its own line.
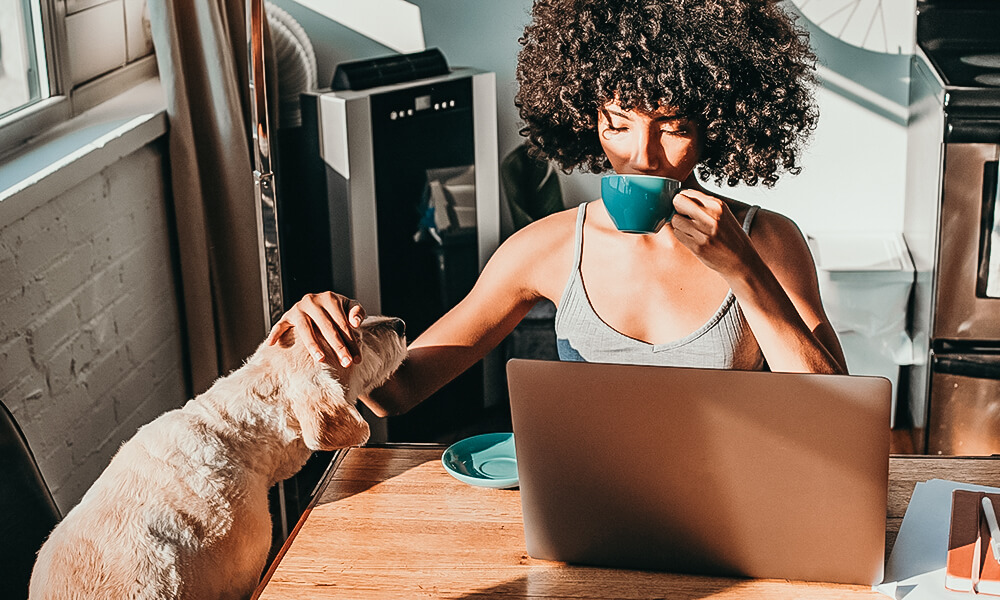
741, 206, 816, 276
717, 194, 802, 245
482, 203, 581, 289
500, 204, 585, 298
502, 203, 582, 252
745, 206, 806, 247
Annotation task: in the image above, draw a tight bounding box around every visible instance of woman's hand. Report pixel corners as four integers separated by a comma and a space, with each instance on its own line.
267, 292, 366, 367
671, 189, 847, 374
669, 189, 755, 279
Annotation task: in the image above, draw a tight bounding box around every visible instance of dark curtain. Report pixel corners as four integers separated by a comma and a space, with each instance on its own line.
147, 0, 274, 393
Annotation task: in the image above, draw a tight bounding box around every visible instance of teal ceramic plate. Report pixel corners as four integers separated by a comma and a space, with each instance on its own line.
442, 432, 518, 489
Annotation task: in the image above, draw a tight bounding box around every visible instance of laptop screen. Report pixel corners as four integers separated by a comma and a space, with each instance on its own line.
506, 358, 891, 585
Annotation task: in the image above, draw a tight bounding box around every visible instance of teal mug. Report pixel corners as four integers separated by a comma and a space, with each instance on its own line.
601, 174, 682, 234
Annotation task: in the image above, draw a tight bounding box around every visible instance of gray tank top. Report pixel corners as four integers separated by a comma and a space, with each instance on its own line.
555, 201, 765, 370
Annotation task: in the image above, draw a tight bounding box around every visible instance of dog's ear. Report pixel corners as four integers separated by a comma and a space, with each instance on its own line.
274, 326, 297, 349
289, 374, 370, 450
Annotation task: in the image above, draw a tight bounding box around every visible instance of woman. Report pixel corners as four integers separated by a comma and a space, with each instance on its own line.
268, 0, 847, 417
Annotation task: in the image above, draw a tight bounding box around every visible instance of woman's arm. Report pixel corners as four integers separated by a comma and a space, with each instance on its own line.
363, 249, 538, 415
364, 213, 574, 415
671, 190, 847, 374
738, 211, 848, 373
269, 213, 570, 416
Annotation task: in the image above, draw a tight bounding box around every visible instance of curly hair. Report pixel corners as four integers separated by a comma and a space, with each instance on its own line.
514, 0, 818, 187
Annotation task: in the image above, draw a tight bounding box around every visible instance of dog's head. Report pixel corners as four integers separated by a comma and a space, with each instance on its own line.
342, 315, 408, 399
271, 316, 407, 451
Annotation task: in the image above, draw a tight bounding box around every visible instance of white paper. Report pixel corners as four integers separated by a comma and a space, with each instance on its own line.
875, 479, 1000, 599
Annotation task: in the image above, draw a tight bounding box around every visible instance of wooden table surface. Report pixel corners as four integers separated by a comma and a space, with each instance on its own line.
253, 446, 1000, 600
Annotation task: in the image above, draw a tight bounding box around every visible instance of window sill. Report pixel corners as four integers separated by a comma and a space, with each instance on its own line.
0, 77, 167, 229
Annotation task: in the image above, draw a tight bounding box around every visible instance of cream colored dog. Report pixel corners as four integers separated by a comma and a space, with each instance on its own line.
29, 316, 406, 600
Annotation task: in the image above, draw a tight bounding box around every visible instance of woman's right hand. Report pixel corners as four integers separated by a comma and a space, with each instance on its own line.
266, 292, 367, 367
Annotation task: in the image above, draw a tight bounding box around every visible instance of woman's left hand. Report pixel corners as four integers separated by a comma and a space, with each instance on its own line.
669, 189, 755, 278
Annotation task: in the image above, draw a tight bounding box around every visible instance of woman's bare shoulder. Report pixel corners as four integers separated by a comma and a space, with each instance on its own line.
485, 204, 581, 298
746, 207, 818, 281
501, 204, 579, 253
748, 208, 806, 248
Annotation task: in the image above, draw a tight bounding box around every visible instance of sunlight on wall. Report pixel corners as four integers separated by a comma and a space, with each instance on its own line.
287, 0, 425, 53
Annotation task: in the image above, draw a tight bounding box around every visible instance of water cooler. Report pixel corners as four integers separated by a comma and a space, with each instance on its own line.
284, 65, 500, 443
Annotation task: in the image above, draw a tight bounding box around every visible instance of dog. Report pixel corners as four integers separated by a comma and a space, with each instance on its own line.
28, 316, 407, 600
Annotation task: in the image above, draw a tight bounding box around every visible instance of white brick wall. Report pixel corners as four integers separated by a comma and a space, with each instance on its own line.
1, 141, 188, 513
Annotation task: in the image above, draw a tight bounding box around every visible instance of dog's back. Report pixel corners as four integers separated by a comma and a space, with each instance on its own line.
30, 402, 279, 600
29, 317, 407, 600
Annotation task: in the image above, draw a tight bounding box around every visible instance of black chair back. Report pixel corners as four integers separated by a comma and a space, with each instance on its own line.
0, 401, 61, 599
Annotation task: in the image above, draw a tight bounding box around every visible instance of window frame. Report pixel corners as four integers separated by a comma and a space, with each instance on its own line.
0, 0, 157, 160
19, 0, 47, 102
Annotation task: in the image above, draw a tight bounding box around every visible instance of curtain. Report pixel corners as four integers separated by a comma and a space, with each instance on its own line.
147, 0, 271, 394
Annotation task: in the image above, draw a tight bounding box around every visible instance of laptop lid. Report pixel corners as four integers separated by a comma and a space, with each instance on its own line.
506, 358, 891, 585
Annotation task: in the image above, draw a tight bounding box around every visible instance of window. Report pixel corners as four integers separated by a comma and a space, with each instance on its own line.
0, 0, 46, 117
0, 0, 156, 156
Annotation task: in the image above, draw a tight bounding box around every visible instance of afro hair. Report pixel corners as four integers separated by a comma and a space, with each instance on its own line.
514, 0, 819, 187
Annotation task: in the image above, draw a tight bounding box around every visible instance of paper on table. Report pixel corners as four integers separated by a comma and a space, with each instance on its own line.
875, 478, 1000, 600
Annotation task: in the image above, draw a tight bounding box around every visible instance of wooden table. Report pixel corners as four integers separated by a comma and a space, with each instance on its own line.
253, 446, 1000, 599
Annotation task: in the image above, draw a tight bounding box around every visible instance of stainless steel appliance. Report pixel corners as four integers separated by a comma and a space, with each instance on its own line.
287, 66, 500, 444
905, 0, 1000, 455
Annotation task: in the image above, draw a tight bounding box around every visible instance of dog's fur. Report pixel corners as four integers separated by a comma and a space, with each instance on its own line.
29, 316, 407, 600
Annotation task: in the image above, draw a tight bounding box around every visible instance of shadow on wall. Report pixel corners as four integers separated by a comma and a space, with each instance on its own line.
786, 2, 912, 126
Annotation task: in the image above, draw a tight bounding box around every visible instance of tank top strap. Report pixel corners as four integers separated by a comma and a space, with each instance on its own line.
742, 205, 760, 234
571, 201, 588, 271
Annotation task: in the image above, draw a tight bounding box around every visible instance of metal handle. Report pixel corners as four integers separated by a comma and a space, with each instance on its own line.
934, 354, 1000, 380
248, 0, 284, 327
984, 159, 1000, 298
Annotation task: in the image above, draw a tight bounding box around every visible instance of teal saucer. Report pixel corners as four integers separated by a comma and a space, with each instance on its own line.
441, 432, 518, 489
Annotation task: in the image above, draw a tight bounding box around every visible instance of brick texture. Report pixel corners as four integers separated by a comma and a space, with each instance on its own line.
0, 142, 189, 513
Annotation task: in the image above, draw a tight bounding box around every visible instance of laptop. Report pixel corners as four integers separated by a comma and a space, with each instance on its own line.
506, 358, 892, 585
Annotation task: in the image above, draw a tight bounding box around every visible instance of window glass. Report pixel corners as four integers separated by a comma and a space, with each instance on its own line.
0, 0, 46, 118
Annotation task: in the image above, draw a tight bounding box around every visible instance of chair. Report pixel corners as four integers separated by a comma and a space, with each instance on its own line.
0, 401, 61, 599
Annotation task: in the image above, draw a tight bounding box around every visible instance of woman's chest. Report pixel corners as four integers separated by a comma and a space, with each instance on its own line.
576, 241, 732, 345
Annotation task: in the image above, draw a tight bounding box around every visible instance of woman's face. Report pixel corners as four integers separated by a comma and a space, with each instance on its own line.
597, 102, 702, 181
